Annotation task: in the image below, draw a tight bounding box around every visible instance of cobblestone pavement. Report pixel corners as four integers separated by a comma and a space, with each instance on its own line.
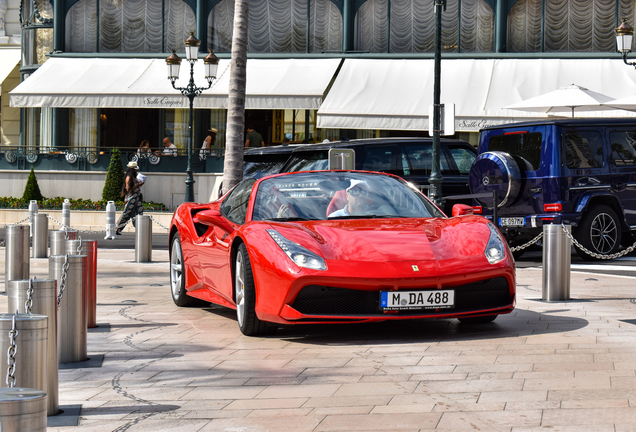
2, 248, 636, 431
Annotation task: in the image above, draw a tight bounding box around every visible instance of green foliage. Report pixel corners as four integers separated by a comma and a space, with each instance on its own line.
22, 166, 44, 201
0, 197, 170, 212
102, 148, 125, 202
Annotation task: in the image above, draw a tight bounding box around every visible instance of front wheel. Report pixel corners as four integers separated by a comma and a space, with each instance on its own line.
235, 244, 276, 336
170, 233, 201, 307
574, 205, 622, 260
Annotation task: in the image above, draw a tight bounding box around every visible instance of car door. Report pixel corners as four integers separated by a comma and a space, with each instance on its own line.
564, 128, 611, 217
399, 143, 452, 195
197, 179, 255, 302
607, 128, 636, 227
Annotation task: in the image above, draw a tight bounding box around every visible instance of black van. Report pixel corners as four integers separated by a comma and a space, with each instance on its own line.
280, 138, 477, 213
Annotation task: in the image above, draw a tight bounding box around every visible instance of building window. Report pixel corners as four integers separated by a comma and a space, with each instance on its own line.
354, 0, 494, 53
508, 0, 627, 52
207, 0, 342, 53
66, 0, 195, 53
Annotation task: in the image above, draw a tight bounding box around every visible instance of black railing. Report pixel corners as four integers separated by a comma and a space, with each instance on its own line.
0, 146, 225, 173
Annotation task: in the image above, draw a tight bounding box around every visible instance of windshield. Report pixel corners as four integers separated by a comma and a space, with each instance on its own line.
244, 160, 288, 179
281, 151, 329, 172
252, 172, 445, 221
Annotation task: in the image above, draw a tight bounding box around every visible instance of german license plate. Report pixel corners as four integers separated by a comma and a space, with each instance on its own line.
380, 290, 455, 310
499, 217, 525, 227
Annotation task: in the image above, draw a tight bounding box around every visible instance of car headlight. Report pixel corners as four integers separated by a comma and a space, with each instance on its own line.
485, 223, 506, 264
267, 229, 327, 271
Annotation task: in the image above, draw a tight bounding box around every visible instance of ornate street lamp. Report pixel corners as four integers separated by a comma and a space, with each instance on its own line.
616, 19, 636, 68
429, 0, 446, 208
166, 33, 220, 203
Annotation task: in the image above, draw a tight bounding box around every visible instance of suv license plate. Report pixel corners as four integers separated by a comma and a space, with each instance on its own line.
380, 290, 454, 310
499, 217, 525, 227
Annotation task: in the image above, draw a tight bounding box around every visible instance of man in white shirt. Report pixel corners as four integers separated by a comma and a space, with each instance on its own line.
161, 137, 178, 156
328, 180, 372, 217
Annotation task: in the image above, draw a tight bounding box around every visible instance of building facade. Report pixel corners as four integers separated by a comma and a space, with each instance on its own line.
5, 0, 636, 204
0, 0, 22, 147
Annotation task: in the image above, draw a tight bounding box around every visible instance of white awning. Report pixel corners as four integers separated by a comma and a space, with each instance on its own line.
0, 49, 21, 87
9, 57, 342, 110
317, 58, 636, 132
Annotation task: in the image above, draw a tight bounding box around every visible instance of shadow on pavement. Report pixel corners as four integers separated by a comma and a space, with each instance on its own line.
199, 307, 589, 345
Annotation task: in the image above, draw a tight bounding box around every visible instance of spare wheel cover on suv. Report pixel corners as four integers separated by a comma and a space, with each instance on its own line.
469, 151, 521, 208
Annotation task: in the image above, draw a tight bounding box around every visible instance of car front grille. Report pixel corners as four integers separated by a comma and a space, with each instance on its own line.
291, 277, 512, 316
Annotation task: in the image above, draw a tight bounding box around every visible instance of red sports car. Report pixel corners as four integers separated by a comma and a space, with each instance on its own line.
169, 170, 515, 336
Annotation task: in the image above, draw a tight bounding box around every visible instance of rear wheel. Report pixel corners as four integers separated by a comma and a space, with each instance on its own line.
574, 205, 621, 259
170, 233, 204, 307
235, 244, 276, 336
458, 315, 497, 324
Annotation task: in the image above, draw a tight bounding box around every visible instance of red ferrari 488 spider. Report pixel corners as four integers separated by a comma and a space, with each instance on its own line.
169, 170, 515, 336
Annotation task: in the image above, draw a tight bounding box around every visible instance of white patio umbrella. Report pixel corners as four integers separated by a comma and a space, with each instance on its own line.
505, 84, 615, 118
603, 94, 636, 112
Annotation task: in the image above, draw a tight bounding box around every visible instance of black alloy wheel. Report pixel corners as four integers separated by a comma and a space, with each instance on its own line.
574, 205, 621, 260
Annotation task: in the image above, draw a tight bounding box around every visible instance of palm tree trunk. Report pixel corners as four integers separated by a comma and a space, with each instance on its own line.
222, 0, 248, 195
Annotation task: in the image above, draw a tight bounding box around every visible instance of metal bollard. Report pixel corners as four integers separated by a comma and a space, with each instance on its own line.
5, 225, 30, 290
28, 200, 38, 238
135, 215, 152, 262
542, 224, 571, 301
61, 199, 71, 231
49, 230, 77, 257
0, 387, 47, 431
32, 213, 49, 259
7, 279, 59, 416
0, 314, 48, 394
49, 255, 88, 363
66, 239, 98, 328
105, 200, 116, 240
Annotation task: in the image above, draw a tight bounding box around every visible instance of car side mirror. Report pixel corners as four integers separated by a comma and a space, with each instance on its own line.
452, 204, 474, 217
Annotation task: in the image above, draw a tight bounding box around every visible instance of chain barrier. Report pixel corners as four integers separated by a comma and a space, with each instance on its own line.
77, 236, 83, 254
57, 254, 70, 310
560, 224, 636, 260
6, 312, 18, 388
25, 277, 35, 314
509, 232, 543, 253
46, 213, 168, 234
148, 215, 170, 231
46, 214, 104, 235
0, 216, 32, 230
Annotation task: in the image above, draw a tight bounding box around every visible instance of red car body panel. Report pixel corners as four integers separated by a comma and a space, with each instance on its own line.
170, 171, 516, 326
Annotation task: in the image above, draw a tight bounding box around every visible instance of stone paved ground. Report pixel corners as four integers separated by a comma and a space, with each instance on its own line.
3, 248, 636, 431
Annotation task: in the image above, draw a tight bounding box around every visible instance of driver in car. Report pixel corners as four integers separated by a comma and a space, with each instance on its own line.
328, 180, 372, 217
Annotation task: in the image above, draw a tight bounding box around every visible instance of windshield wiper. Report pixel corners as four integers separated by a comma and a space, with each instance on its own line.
267, 217, 311, 221
328, 214, 396, 220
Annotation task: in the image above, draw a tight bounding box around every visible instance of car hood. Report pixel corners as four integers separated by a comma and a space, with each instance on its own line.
267, 217, 490, 262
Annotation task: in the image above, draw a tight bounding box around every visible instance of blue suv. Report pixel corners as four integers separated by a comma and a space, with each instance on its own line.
469, 119, 636, 259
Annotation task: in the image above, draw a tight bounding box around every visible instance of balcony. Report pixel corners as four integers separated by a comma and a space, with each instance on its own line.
0, 147, 225, 173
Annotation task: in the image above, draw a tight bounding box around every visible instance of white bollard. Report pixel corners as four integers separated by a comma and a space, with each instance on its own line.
105, 201, 116, 240
61, 199, 71, 231
28, 200, 38, 238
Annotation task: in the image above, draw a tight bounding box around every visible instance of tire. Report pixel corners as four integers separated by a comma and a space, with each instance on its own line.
574, 205, 622, 260
469, 151, 522, 208
458, 315, 497, 324
235, 244, 276, 336
170, 233, 201, 307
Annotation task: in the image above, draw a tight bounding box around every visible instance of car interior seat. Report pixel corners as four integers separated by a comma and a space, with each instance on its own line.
326, 190, 347, 216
